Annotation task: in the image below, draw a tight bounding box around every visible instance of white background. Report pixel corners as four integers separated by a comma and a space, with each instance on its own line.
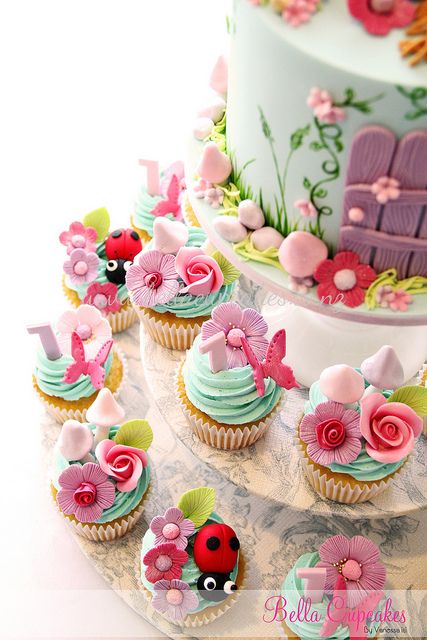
1, 1, 228, 637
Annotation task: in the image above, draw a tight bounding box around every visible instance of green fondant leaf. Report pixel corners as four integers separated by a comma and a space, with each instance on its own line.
114, 419, 153, 450
211, 251, 241, 285
387, 386, 427, 417
177, 487, 215, 528
83, 207, 110, 242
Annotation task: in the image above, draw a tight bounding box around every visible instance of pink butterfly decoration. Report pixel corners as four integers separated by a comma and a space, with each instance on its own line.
63, 331, 113, 390
241, 329, 299, 397
150, 174, 182, 219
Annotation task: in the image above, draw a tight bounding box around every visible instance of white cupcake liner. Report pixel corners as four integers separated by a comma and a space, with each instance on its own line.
416, 364, 427, 436
134, 306, 204, 351
36, 346, 128, 424
107, 305, 138, 334
294, 435, 405, 504
51, 482, 149, 542
176, 364, 281, 450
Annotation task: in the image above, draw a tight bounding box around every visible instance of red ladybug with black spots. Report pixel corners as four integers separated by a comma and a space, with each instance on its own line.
193, 523, 240, 602
104, 228, 142, 285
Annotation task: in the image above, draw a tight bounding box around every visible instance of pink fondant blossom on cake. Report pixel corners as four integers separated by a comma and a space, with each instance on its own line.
317, 535, 386, 608
314, 251, 377, 308
152, 579, 199, 621
294, 198, 317, 218
360, 393, 422, 463
59, 221, 97, 255
150, 508, 195, 550
371, 176, 401, 204
282, 0, 318, 26
143, 543, 188, 583
194, 178, 212, 199
376, 286, 412, 312
307, 87, 346, 124
348, 0, 416, 37
176, 247, 224, 296
300, 401, 362, 466
57, 462, 115, 523
63, 248, 100, 286
95, 440, 148, 492
205, 187, 224, 209
57, 304, 112, 359
84, 281, 121, 315
125, 250, 180, 308
202, 301, 269, 368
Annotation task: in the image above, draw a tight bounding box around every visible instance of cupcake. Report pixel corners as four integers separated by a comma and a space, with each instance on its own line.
182, 194, 201, 228
126, 218, 239, 351
281, 534, 387, 639
28, 304, 126, 423
132, 160, 188, 244
416, 363, 427, 436
177, 301, 299, 449
296, 346, 426, 503
140, 487, 244, 627
60, 207, 142, 333
51, 389, 152, 541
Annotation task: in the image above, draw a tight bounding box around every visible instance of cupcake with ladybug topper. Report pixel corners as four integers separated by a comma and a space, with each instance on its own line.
60, 207, 143, 333
126, 217, 239, 351
140, 487, 245, 627
27, 305, 126, 423
281, 533, 387, 639
176, 301, 299, 449
51, 389, 152, 541
296, 346, 427, 503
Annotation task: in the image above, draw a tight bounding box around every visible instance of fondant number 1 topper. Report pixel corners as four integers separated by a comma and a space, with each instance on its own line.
27, 322, 62, 361
296, 567, 327, 603
138, 159, 160, 197
199, 331, 228, 373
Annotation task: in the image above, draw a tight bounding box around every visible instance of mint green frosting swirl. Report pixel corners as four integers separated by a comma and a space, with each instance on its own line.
141, 512, 238, 614
133, 187, 177, 236
183, 335, 282, 424
281, 553, 379, 639
53, 425, 150, 524
303, 381, 405, 481
35, 349, 113, 401
153, 283, 235, 318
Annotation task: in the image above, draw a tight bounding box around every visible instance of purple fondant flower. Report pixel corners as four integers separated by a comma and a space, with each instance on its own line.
300, 401, 362, 466
317, 535, 386, 608
202, 302, 269, 369
59, 221, 97, 255
143, 543, 188, 583
57, 462, 115, 523
125, 250, 180, 308
150, 507, 195, 550
152, 579, 199, 621
63, 248, 100, 285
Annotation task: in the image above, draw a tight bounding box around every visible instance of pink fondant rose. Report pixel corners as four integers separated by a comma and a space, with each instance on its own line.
175, 247, 224, 296
360, 394, 422, 463
95, 440, 148, 492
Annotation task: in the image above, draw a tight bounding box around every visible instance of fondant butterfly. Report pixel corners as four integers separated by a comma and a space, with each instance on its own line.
241, 329, 299, 397
63, 331, 113, 390
150, 174, 182, 219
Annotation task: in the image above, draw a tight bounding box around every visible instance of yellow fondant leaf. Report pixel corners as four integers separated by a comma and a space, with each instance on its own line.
177, 487, 215, 528
83, 207, 110, 242
114, 420, 153, 450
211, 251, 241, 285
387, 385, 427, 417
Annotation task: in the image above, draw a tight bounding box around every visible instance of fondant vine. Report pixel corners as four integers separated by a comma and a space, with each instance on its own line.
396, 85, 427, 120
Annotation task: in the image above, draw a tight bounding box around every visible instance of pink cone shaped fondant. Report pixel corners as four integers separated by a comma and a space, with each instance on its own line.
210, 55, 228, 95
197, 142, 232, 184
153, 217, 189, 255
59, 419, 94, 462
87, 388, 125, 428
279, 231, 328, 278
319, 364, 365, 404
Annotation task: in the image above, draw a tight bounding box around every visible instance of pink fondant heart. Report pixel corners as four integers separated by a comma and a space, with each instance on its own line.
197, 142, 232, 184
153, 218, 189, 255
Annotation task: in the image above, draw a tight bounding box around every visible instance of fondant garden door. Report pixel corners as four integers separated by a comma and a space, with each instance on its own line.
338, 126, 427, 278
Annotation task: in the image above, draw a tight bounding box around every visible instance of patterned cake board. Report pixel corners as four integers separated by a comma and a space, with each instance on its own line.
41, 325, 427, 639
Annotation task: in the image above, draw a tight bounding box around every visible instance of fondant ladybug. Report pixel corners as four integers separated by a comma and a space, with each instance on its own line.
193, 523, 240, 602
104, 229, 142, 285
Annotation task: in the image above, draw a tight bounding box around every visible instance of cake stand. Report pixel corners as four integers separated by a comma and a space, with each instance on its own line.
41, 324, 427, 639
185, 139, 427, 387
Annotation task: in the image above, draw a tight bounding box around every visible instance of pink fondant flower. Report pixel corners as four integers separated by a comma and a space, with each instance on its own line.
57, 304, 112, 359
95, 440, 148, 492
152, 579, 199, 622
202, 301, 269, 368
143, 543, 188, 583
388, 289, 412, 312
282, 0, 318, 26
63, 248, 100, 286
194, 178, 212, 199
317, 535, 386, 608
375, 285, 395, 309
348, 0, 416, 37
59, 221, 97, 255
205, 187, 224, 209
83, 281, 121, 315
360, 393, 422, 463
314, 251, 377, 308
300, 401, 362, 466
150, 508, 195, 550
371, 176, 401, 204
57, 462, 115, 523
307, 87, 346, 124
125, 250, 180, 308
294, 198, 317, 218
175, 247, 224, 296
